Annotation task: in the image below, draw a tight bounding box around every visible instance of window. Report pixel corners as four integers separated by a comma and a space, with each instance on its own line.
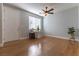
29, 16, 41, 31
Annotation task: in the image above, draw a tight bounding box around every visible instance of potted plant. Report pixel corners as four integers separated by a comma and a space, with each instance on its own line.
37, 25, 40, 31
68, 27, 75, 39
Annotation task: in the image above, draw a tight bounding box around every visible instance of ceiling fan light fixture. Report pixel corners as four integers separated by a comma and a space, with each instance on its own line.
41, 6, 54, 16
45, 13, 48, 16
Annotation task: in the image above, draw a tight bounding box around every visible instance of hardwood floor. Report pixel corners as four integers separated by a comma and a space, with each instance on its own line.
0, 36, 79, 56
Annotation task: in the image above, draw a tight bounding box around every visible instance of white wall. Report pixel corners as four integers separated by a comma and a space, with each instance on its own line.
3, 4, 43, 43
0, 3, 2, 44
44, 6, 79, 39
78, 7, 79, 39
3, 5, 20, 42
18, 11, 29, 39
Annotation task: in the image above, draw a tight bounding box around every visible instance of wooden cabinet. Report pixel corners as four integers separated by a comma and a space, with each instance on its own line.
29, 32, 36, 39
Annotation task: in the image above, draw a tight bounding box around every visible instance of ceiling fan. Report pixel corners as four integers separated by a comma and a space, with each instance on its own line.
41, 6, 54, 16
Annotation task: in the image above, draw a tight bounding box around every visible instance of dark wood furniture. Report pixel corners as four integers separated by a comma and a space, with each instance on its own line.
29, 32, 36, 39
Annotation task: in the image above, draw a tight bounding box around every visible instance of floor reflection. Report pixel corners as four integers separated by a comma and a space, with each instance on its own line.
28, 43, 42, 56
0, 37, 79, 56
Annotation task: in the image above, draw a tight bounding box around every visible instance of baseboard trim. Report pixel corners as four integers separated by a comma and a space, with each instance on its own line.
3, 37, 28, 44
0, 37, 28, 47
47, 35, 79, 41
19, 37, 28, 40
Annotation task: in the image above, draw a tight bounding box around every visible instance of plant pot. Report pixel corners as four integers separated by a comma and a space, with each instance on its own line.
70, 34, 75, 39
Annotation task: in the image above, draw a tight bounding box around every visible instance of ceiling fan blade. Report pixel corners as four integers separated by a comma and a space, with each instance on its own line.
48, 12, 54, 14
48, 8, 54, 12
45, 6, 48, 11
46, 6, 48, 9
42, 9, 45, 12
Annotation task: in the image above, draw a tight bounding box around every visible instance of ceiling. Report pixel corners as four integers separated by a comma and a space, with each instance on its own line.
8, 3, 79, 16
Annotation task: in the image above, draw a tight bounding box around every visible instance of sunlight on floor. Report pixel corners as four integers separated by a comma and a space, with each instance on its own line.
28, 43, 42, 56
